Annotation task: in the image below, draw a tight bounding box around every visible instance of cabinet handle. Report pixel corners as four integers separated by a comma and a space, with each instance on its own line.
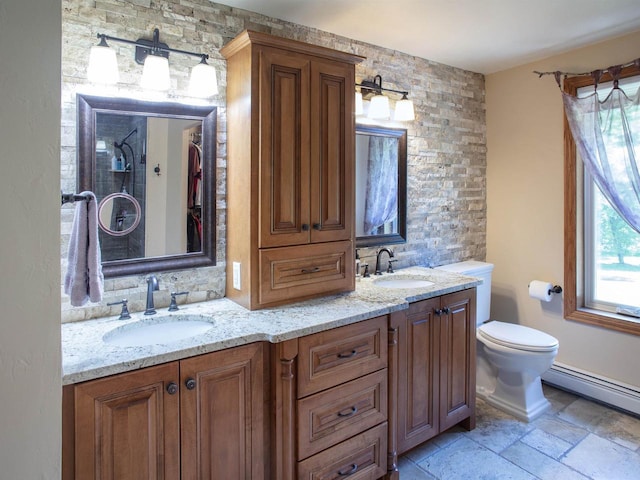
337, 349, 357, 359
442, 307, 450, 314
312, 223, 321, 230
166, 382, 178, 395
185, 378, 196, 390
338, 464, 358, 476
301, 266, 320, 274
434, 308, 443, 316
302, 224, 310, 231
337, 406, 358, 417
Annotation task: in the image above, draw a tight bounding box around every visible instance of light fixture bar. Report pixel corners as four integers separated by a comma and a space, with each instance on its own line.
356, 75, 409, 98
96, 30, 209, 63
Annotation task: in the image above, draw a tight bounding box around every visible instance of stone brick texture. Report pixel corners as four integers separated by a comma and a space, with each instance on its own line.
61, 0, 486, 321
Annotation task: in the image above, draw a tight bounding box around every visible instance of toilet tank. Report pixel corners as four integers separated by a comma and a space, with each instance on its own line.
435, 261, 494, 325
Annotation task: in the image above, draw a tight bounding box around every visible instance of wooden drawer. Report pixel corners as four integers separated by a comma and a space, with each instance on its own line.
258, 240, 354, 305
298, 423, 388, 480
298, 315, 388, 398
298, 370, 387, 460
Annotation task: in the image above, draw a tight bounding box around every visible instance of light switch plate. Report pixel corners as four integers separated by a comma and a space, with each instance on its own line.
232, 262, 241, 290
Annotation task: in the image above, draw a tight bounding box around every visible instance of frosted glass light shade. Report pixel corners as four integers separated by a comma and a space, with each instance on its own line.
141, 54, 170, 91
368, 94, 390, 119
189, 61, 218, 97
88, 44, 119, 84
355, 91, 364, 115
394, 97, 415, 121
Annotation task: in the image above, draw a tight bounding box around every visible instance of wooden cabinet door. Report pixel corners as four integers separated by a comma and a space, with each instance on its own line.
259, 46, 311, 248
73, 362, 181, 480
180, 343, 268, 479
439, 289, 476, 432
309, 58, 354, 243
396, 298, 440, 454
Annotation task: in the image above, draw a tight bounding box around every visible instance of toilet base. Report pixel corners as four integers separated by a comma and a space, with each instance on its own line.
476, 374, 551, 422
476, 392, 551, 422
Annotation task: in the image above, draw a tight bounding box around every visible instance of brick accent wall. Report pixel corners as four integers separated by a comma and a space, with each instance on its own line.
61, 0, 486, 322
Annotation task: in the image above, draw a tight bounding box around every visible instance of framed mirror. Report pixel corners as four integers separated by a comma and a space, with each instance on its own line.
355, 124, 407, 247
77, 94, 217, 278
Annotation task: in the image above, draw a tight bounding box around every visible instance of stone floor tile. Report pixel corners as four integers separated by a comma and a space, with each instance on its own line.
431, 425, 467, 448
396, 457, 436, 479
403, 438, 442, 464
562, 433, 640, 479
542, 384, 580, 413
502, 441, 589, 480
593, 409, 640, 451
418, 437, 537, 480
521, 428, 573, 459
532, 415, 589, 445
557, 398, 612, 430
465, 402, 534, 453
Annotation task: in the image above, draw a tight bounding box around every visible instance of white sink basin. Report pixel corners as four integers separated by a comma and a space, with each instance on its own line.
374, 278, 435, 289
103, 316, 214, 347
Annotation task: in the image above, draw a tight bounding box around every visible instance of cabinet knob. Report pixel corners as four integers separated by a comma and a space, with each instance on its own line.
434, 308, 443, 316
337, 464, 358, 476
312, 223, 321, 230
442, 307, 450, 314
185, 378, 196, 390
166, 382, 178, 395
302, 224, 310, 231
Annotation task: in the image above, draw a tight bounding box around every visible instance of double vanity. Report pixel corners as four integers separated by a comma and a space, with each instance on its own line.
62, 268, 479, 479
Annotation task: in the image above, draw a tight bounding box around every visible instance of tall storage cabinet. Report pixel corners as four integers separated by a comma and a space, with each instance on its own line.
221, 30, 363, 310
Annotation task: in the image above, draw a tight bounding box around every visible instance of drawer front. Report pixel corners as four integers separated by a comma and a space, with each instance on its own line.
298, 315, 387, 398
297, 423, 388, 480
259, 241, 354, 305
298, 370, 388, 460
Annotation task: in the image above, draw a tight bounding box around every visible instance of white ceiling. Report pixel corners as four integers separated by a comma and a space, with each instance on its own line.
217, 0, 640, 74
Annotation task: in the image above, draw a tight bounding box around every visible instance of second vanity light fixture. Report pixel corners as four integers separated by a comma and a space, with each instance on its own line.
356, 74, 415, 121
87, 28, 218, 98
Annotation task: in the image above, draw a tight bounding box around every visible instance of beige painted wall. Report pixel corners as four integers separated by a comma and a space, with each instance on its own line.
486, 30, 640, 388
0, 0, 62, 478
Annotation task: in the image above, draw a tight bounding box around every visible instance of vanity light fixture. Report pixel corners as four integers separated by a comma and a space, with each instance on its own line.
87, 29, 218, 97
355, 74, 415, 121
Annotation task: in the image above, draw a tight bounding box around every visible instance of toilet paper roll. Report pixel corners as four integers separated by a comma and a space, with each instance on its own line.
529, 280, 553, 302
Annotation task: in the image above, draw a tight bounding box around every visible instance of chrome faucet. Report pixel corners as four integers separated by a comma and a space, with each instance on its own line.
144, 275, 159, 315
374, 248, 395, 275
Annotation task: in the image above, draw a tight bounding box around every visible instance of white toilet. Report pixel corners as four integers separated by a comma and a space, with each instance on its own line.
436, 261, 559, 422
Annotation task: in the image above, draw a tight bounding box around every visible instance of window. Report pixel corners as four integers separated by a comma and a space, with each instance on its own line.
564, 66, 640, 335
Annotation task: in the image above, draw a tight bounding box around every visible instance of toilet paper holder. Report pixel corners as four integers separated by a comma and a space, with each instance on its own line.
549, 285, 563, 295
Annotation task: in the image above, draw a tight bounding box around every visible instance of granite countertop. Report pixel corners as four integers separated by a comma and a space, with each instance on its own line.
62, 267, 480, 385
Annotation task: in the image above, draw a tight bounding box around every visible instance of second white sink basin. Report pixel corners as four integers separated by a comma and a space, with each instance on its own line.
103, 315, 214, 347
374, 278, 435, 289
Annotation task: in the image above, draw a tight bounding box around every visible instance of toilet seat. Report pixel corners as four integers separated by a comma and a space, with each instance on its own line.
479, 321, 559, 353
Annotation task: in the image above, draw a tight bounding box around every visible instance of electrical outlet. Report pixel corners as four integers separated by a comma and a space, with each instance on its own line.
232, 262, 241, 290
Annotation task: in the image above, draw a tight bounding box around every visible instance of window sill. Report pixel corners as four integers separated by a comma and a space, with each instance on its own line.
566, 307, 640, 336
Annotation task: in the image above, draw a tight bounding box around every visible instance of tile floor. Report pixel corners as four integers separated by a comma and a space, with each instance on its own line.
397, 384, 640, 479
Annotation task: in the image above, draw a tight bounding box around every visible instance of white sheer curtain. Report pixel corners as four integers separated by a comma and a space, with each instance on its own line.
563, 76, 640, 233
363, 136, 398, 235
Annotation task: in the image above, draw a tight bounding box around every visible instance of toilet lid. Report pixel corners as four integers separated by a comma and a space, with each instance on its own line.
478, 321, 559, 352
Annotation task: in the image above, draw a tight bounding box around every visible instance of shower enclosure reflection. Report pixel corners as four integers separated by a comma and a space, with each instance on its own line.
355, 125, 407, 247
77, 94, 217, 277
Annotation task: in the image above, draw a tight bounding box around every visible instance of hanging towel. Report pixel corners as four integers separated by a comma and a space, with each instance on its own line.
64, 191, 104, 306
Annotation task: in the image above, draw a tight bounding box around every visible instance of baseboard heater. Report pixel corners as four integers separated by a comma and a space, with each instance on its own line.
542, 362, 640, 416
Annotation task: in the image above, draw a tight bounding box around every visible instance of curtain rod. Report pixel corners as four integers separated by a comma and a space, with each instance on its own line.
533, 57, 640, 88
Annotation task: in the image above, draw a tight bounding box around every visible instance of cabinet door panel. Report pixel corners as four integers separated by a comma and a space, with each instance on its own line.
74, 362, 180, 480
310, 59, 354, 243
259, 47, 311, 248
180, 343, 267, 479
439, 290, 476, 431
397, 298, 440, 454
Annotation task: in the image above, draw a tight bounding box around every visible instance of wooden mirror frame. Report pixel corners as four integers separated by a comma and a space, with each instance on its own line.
355, 124, 407, 247
77, 94, 217, 278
